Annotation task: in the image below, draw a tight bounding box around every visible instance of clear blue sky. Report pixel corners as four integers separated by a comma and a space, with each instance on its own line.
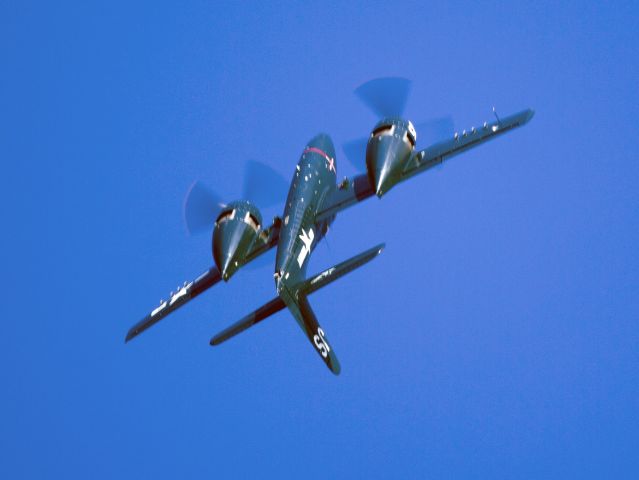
2, 1, 638, 478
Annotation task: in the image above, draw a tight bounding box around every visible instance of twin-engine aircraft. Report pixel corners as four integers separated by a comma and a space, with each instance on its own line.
125, 78, 534, 375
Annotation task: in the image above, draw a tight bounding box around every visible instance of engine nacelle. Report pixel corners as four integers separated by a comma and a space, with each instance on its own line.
212, 200, 263, 281
366, 117, 416, 197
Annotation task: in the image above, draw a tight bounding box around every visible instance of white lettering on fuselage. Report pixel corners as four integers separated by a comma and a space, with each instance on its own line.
296, 227, 314, 267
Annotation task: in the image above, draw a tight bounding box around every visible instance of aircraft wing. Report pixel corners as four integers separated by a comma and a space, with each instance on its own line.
316, 108, 534, 222
314, 173, 375, 221
125, 266, 222, 342
125, 217, 282, 342
401, 108, 535, 180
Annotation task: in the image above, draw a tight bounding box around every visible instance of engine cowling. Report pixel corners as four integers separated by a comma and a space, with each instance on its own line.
212, 200, 263, 281
366, 117, 416, 197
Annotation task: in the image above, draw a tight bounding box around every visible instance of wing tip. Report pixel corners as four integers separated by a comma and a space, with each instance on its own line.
524, 108, 535, 123
124, 330, 136, 343
330, 359, 341, 376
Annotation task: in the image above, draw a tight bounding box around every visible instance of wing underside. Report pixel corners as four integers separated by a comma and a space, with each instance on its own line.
316, 108, 534, 222
401, 108, 535, 180
125, 266, 222, 342
125, 217, 282, 342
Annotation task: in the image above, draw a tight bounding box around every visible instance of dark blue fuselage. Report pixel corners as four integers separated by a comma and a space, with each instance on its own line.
275, 133, 337, 302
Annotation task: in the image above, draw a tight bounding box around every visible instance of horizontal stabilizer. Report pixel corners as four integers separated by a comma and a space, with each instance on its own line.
284, 243, 385, 375
210, 296, 286, 346
297, 243, 385, 296
209, 244, 384, 374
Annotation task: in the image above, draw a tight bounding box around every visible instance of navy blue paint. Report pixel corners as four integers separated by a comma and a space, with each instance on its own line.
2, 1, 638, 478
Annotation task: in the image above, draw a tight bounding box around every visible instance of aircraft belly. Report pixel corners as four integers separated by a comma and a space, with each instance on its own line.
279, 203, 315, 281
276, 166, 327, 283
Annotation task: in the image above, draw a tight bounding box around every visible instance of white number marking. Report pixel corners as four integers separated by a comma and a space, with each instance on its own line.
313, 327, 330, 358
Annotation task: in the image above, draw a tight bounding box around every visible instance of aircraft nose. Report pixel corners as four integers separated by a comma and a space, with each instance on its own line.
307, 133, 336, 161
375, 167, 392, 197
